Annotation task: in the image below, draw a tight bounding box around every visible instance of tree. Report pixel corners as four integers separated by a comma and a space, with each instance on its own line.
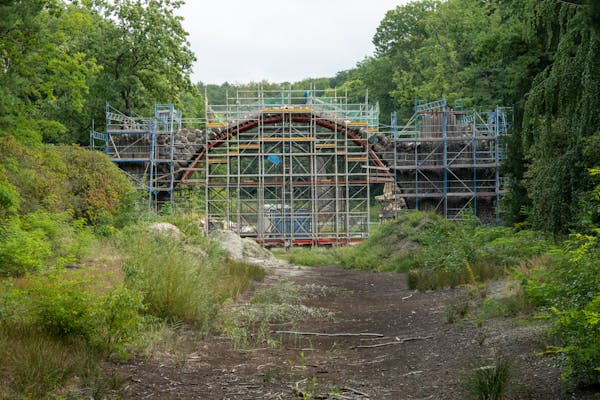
0, 0, 99, 144
87, 0, 196, 114
521, 0, 600, 232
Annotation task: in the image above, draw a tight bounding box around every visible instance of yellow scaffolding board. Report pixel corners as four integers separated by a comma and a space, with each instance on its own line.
208, 158, 228, 163
347, 156, 368, 162
262, 137, 314, 142
207, 122, 228, 127
262, 108, 311, 114
239, 143, 260, 149
368, 128, 378, 133
347, 121, 368, 126
315, 143, 336, 148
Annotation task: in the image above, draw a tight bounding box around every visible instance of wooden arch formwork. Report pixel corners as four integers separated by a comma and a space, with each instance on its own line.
179, 90, 395, 245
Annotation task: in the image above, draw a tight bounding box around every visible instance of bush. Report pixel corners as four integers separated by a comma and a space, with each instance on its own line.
0, 136, 134, 225
0, 211, 94, 276
522, 233, 600, 387
0, 219, 52, 276
337, 211, 551, 289
0, 268, 145, 353
549, 294, 600, 387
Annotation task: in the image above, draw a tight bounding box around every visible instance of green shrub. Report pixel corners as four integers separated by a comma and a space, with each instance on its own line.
0, 269, 145, 353
523, 233, 600, 387
549, 294, 600, 387
0, 211, 95, 276
0, 137, 134, 225
0, 219, 52, 276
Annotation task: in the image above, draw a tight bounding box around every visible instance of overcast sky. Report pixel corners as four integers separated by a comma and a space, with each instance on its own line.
177, 0, 409, 85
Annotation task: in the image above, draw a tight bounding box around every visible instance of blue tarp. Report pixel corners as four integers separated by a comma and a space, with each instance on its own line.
267, 154, 281, 165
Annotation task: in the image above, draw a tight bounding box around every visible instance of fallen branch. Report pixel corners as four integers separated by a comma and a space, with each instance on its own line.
274, 330, 383, 338
351, 335, 433, 349
341, 386, 371, 397
401, 370, 423, 377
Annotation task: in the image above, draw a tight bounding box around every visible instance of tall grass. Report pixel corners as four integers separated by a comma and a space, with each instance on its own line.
466, 358, 512, 400
0, 324, 92, 399
119, 225, 265, 330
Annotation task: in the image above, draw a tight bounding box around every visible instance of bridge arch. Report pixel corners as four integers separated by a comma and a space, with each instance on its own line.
182, 106, 394, 245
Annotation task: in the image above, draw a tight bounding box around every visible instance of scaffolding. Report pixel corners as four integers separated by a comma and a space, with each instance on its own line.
90, 103, 182, 209
377, 98, 510, 221
180, 88, 387, 245
91, 89, 389, 245
91, 92, 509, 244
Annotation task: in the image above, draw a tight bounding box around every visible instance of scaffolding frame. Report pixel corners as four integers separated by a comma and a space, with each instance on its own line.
182, 88, 385, 245
91, 92, 510, 244
378, 98, 510, 221
90, 103, 182, 209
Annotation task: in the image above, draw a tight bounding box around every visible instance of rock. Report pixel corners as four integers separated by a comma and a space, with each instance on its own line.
147, 222, 182, 239
212, 229, 279, 267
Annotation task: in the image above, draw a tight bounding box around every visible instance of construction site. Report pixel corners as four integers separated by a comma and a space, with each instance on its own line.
91, 89, 509, 245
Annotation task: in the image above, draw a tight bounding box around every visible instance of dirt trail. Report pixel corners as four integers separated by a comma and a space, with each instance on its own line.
110, 265, 589, 399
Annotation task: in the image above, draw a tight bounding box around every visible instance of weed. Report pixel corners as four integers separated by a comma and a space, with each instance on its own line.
0, 323, 97, 400
446, 297, 470, 324
465, 357, 512, 400
221, 282, 336, 348
120, 227, 264, 329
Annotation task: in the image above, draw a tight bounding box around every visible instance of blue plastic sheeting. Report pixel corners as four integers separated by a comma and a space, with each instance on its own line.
269, 208, 310, 239
267, 154, 281, 165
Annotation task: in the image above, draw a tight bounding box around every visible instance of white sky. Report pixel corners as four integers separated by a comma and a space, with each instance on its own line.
177, 0, 409, 84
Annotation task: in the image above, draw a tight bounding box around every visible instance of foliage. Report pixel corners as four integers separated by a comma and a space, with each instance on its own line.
519, 1, 600, 233
332, 211, 552, 290
0, 137, 134, 223
0, 0, 200, 145
521, 232, 600, 387
549, 294, 600, 387
0, 268, 145, 352
0, 137, 133, 276
88, 0, 195, 114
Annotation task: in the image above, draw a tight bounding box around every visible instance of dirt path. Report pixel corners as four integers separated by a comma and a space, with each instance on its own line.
110, 265, 589, 399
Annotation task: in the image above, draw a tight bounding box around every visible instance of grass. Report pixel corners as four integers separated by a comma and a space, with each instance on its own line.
0, 214, 268, 398
466, 357, 512, 400
272, 247, 340, 267
220, 281, 341, 348
119, 225, 265, 329
0, 323, 97, 400
272, 211, 554, 291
